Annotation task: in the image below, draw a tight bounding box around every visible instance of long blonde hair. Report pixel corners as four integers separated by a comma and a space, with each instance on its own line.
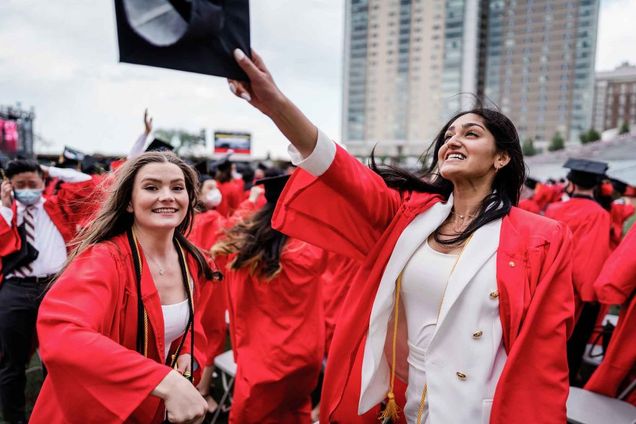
62, 151, 213, 279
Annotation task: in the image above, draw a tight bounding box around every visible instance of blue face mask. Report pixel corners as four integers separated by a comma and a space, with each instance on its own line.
14, 189, 43, 206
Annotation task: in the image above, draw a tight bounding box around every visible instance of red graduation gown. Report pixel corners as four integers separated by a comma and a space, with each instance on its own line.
222, 238, 328, 424
30, 233, 209, 423
546, 197, 611, 303
321, 252, 359, 356
188, 210, 228, 365
0, 177, 96, 287
216, 181, 242, 217
272, 145, 574, 424
610, 201, 635, 250
518, 197, 541, 214
585, 225, 636, 405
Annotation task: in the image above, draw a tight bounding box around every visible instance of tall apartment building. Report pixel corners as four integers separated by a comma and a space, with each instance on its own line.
342, 0, 599, 157
593, 63, 636, 132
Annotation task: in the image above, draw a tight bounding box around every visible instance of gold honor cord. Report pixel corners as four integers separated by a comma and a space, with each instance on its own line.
380, 234, 474, 424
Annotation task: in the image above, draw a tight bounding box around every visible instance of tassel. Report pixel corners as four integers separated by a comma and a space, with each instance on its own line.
379, 391, 400, 423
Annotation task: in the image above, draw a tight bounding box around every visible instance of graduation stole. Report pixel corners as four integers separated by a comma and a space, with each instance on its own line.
127, 228, 195, 382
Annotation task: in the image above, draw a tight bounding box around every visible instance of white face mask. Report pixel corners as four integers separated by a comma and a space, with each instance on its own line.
205, 189, 222, 208
14, 188, 43, 206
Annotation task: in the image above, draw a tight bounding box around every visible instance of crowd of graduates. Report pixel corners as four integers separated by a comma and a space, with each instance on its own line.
0, 55, 635, 423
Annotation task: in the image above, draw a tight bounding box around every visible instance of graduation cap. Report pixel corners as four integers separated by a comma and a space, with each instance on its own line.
609, 178, 628, 195
114, 0, 250, 80
63, 146, 86, 162
524, 177, 539, 190
255, 173, 290, 204
563, 158, 608, 189
146, 138, 174, 152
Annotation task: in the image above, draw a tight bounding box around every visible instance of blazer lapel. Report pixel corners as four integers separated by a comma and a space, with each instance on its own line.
360, 196, 453, 409
434, 218, 502, 333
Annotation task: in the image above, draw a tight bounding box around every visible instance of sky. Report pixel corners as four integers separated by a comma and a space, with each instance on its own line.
1, 0, 635, 159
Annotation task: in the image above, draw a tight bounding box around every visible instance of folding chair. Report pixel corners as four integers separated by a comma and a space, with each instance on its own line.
566, 387, 636, 424
210, 349, 237, 424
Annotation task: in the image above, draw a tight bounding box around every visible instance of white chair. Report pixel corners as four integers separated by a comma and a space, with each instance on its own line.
567, 387, 636, 424
210, 349, 237, 424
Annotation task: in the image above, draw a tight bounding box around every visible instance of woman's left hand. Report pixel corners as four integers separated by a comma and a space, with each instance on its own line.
175, 354, 192, 380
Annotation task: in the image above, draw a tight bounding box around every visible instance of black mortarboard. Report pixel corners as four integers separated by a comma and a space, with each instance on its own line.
146, 138, 174, 152
524, 177, 539, 190
609, 178, 628, 195
254, 169, 289, 204
63, 146, 86, 161
563, 158, 608, 189
114, 0, 250, 80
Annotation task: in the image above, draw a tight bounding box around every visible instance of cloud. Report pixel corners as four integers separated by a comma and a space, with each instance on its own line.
596, 0, 636, 70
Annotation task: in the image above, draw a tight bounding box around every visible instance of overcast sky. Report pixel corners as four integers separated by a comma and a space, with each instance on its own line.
1, 0, 635, 159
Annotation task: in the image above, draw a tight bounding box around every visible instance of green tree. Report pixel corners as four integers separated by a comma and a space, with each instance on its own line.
587, 128, 601, 142
548, 132, 565, 152
619, 121, 630, 135
153, 128, 206, 154
579, 132, 590, 144
522, 137, 537, 156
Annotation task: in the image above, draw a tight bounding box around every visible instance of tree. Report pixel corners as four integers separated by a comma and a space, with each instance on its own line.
153, 128, 206, 154
587, 128, 601, 143
619, 121, 630, 135
548, 132, 565, 152
522, 137, 537, 156
579, 132, 589, 144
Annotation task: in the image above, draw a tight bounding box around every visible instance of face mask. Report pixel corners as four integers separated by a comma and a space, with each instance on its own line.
205, 189, 222, 208
14, 188, 43, 206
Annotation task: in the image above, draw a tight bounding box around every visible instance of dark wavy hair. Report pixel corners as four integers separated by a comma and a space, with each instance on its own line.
212, 202, 288, 279
370, 107, 525, 245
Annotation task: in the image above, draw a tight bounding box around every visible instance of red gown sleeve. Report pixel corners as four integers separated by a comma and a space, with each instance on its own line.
493, 221, 575, 423
37, 244, 172, 422
272, 145, 404, 261
594, 225, 636, 305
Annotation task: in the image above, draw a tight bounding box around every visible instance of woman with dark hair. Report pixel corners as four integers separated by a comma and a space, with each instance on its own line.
226, 50, 575, 423
212, 171, 327, 424
31, 151, 218, 424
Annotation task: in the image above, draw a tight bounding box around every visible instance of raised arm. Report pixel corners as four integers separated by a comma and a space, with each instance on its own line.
227, 50, 404, 259
228, 49, 318, 158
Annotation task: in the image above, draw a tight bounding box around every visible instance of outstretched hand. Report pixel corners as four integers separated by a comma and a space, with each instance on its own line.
228, 49, 287, 117
144, 108, 153, 136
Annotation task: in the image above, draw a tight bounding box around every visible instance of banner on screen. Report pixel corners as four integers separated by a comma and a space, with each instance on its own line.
214, 131, 251, 155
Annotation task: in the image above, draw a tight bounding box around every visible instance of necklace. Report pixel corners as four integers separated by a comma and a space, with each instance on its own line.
145, 254, 167, 276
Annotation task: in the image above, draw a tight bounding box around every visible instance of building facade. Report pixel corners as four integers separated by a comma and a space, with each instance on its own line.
342, 0, 600, 158
593, 63, 636, 132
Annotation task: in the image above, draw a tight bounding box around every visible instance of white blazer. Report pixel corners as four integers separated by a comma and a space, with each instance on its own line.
360, 196, 508, 424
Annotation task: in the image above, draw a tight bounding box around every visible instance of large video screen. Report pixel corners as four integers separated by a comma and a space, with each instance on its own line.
214, 131, 251, 155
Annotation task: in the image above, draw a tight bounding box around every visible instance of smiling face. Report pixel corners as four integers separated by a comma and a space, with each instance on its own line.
128, 162, 189, 232
437, 113, 510, 185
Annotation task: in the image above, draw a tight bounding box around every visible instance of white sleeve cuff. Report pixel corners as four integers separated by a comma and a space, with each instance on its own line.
48, 166, 92, 182
1, 206, 13, 227
287, 129, 337, 177
128, 133, 148, 159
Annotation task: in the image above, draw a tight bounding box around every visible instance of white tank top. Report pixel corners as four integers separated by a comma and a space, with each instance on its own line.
400, 239, 458, 423
161, 299, 190, 361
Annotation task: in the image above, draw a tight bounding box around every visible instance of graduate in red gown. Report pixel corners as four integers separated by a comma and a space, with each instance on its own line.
545, 159, 612, 385
213, 172, 327, 424
214, 158, 242, 217
188, 177, 228, 413
585, 224, 636, 404
228, 50, 574, 424
31, 152, 218, 423
517, 177, 541, 214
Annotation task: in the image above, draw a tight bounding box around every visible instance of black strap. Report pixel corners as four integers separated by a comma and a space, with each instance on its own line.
127, 229, 145, 355
173, 238, 195, 382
